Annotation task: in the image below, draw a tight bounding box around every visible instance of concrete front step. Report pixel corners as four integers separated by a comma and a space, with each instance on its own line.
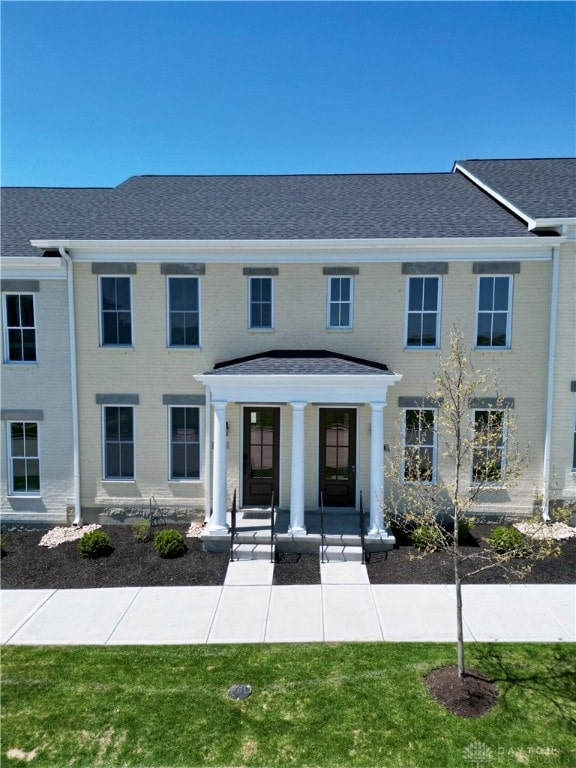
321, 545, 364, 563
231, 543, 275, 561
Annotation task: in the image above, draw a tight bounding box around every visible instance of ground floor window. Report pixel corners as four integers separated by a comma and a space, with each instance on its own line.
403, 409, 436, 483
103, 406, 134, 479
472, 409, 506, 483
170, 406, 200, 480
8, 421, 40, 494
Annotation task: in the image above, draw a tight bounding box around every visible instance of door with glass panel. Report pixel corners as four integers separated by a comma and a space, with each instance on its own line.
243, 407, 280, 506
319, 408, 356, 507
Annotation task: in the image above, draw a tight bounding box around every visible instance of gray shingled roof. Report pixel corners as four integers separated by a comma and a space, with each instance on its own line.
2, 171, 540, 259
456, 159, 576, 220
207, 350, 392, 376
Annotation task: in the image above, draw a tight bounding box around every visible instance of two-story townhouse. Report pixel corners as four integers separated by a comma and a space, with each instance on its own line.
0, 187, 109, 525
2, 159, 574, 552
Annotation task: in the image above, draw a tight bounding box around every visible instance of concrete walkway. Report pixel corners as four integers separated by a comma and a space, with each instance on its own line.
2, 561, 574, 646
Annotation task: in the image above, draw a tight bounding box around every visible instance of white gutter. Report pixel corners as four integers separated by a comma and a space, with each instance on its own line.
542, 246, 560, 521
58, 247, 82, 526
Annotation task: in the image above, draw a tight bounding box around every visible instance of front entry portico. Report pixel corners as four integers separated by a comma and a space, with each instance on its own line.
194, 350, 402, 547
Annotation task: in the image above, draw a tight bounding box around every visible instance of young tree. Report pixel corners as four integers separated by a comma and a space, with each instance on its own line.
385, 326, 557, 679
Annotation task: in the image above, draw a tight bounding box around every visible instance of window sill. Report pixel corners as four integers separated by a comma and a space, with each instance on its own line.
99, 345, 134, 350
102, 479, 136, 484
3, 360, 38, 366
403, 346, 440, 351
167, 345, 202, 351
474, 346, 511, 352
248, 328, 274, 333
168, 479, 202, 484
326, 327, 354, 332
8, 493, 41, 499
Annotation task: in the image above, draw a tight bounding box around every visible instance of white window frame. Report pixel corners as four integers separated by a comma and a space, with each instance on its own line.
7, 421, 41, 496
168, 406, 202, 481
102, 406, 135, 481
98, 276, 133, 347
2, 293, 37, 363
166, 276, 201, 348
475, 275, 512, 350
471, 408, 507, 485
248, 276, 274, 330
402, 408, 437, 484
404, 276, 442, 349
327, 276, 354, 330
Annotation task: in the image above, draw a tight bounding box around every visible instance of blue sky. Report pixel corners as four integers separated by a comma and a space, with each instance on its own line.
2, 1, 575, 187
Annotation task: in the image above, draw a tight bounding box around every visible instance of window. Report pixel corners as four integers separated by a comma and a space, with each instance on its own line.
168, 277, 200, 347
472, 410, 505, 483
403, 409, 436, 483
8, 422, 40, 494
406, 277, 440, 347
327, 276, 353, 329
100, 277, 132, 346
103, 406, 134, 479
249, 277, 273, 329
3, 294, 36, 362
170, 407, 200, 480
476, 276, 511, 348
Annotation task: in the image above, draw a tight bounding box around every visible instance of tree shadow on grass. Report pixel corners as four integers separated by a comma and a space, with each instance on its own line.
474, 645, 576, 730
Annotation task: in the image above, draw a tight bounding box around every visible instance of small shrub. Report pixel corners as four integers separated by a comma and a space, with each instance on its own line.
550, 505, 573, 525
131, 519, 152, 542
411, 524, 443, 552
78, 530, 112, 559
488, 526, 527, 556
154, 529, 187, 559
457, 516, 476, 544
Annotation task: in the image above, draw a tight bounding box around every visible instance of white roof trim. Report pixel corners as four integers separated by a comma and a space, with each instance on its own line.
195, 372, 403, 404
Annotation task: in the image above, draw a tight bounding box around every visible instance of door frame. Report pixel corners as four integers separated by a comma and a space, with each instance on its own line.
240, 404, 283, 508
317, 406, 359, 509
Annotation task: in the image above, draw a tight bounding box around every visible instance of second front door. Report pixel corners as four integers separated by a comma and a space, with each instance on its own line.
243, 407, 280, 506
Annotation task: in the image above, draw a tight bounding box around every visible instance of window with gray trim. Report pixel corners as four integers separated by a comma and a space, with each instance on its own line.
3, 294, 36, 362
403, 409, 436, 483
168, 277, 200, 346
476, 276, 511, 348
327, 276, 353, 329
170, 407, 200, 480
472, 409, 506, 483
406, 277, 440, 347
249, 277, 273, 329
103, 406, 134, 479
100, 277, 132, 346
8, 421, 40, 494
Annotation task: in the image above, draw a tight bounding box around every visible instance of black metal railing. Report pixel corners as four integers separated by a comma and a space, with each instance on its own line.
320, 491, 325, 563
229, 489, 237, 562
270, 490, 275, 563
359, 490, 366, 565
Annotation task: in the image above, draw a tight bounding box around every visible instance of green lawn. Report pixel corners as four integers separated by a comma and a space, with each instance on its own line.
2, 643, 575, 767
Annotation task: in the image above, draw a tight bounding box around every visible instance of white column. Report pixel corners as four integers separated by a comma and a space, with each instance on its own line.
369, 402, 386, 534
210, 400, 229, 533
289, 401, 307, 535
203, 387, 212, 523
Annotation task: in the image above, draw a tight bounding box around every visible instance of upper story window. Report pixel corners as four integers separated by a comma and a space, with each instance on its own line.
8, 421, 40, 495
3, 294, 36, 362
249, 277, 273, 330
476, 276, 512, 349
169, 406, 200, 480
327, 276, 353, 329
406, 277, 440, 348
103, 406, 134, 480
100, 276, 132, 346
403, 409, 436, 483
472, 409, 506, 483
168, 277, 200, 347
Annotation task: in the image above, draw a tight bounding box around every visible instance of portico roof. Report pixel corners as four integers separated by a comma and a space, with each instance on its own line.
206, 349, 393, 376
194, 350, 402, 404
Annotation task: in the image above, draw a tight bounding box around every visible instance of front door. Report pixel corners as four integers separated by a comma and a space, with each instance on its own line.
319, 408, 356, 507
243, 407, 280, 506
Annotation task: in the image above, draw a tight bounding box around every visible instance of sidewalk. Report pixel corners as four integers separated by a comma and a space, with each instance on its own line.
2, 560, 574, 646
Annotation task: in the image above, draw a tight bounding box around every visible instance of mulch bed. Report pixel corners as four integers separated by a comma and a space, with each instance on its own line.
424, 665, 499, 717
1, 522, 574, 589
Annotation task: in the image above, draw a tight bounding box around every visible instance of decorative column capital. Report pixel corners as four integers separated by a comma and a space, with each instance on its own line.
212, 400, 228, 412
370, 401, 386, 413
289, 401, 307, 411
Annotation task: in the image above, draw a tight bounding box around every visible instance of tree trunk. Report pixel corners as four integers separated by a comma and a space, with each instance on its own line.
455, 562, 465, 678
